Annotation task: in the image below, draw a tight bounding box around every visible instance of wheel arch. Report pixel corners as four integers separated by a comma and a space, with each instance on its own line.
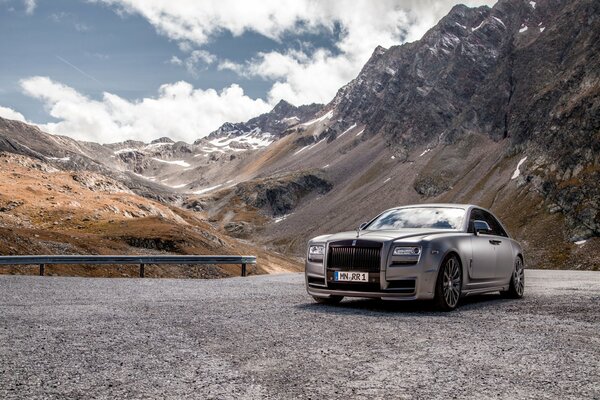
438, 249, 465, 284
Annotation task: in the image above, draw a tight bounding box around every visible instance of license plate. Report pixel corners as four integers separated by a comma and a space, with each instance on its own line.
334, 271, 369, 282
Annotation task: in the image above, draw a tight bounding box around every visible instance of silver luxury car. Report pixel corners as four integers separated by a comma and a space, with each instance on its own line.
305, 204, 525, 310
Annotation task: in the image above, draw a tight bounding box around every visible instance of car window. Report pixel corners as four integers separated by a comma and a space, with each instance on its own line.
481, 210, 508, 237
468, 209, 508, 237
467, 209, 485, 233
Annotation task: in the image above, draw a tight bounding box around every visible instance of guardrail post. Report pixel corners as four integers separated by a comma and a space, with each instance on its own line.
241, 263, 247, 277
140, 263, 145, 278
39, 264, 45, 276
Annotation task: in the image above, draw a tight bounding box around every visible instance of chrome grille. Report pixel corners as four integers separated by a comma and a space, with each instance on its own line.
327, 245, 381, 272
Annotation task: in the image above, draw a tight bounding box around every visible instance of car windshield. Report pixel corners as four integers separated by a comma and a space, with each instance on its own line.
366, 207, 465, 230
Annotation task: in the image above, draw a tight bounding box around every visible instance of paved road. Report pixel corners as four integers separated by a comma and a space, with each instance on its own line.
1, 270, 599, 399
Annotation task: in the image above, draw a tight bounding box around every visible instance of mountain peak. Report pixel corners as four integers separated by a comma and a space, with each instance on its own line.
372, 45, 387, 56
274, 99, 292, 107
272, 99, 295, 114
151, 137, 175, 144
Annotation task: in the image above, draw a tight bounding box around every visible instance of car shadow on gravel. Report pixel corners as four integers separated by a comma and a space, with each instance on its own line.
295, 293, 510, 315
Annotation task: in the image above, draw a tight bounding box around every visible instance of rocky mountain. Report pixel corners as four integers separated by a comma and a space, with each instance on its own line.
195, 100, 322, 150
0, 0, 598, 272
181, 0, 599, 270
326, 0, 600, 241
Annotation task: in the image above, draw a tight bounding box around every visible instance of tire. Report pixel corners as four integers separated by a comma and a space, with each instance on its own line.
501, 257, 525, 299
434, 254, 462, 311
313, 295, 343, 305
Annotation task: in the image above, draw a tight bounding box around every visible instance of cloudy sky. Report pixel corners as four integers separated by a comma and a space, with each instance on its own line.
0, 0, 495, 143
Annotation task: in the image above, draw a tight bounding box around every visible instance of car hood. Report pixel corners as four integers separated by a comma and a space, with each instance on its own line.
318, 229, 453, 243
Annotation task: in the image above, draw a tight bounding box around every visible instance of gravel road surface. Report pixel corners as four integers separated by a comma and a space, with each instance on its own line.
1, 270, 599, 399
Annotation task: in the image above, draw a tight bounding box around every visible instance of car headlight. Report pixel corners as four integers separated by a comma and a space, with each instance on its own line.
308, 245, 325, 261
309, 245, 325, 256
393, 246, 421, 256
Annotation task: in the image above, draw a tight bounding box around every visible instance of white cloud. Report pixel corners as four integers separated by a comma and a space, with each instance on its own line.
74, 22, 92, 32
23, 0, 35, 14
19, 76, 271, 143
96, 0, 496, 104
189, 49, 216, 65
0, 106, 28, 123
169, 50, 216, 77
169, 55, 183, 66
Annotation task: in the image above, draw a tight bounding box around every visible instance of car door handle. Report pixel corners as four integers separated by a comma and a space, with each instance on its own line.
489, 239, 502, 245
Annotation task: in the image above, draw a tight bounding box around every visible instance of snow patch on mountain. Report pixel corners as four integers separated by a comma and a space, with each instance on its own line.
144, 142, 173, 150
337, 123, 357, 139
113, 148, 137, 155
208, 130, 274, 150
511, 157, 527, 180
194, 184, 222, 195
45, 156, 71, 162
152, 158, 191, 167
301, 110, 334, 127
492, 17, 506, 28
274, 214, 292, 223
132, 172, 157, 181
294, 138, 327, 156
282, 116, 300, 124
168, 183, 188, 189
472, 20, 485, 31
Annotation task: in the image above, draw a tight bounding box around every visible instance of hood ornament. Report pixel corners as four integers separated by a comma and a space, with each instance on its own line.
356, 222, 366, 238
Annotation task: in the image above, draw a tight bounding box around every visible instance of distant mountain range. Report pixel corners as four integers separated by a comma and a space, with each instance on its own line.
0, 0, 598, 271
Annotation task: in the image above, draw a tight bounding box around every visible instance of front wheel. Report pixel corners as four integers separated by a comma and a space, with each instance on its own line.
313, 295, 343, 305
501, 257, 525, 299
434, 254, 462, 311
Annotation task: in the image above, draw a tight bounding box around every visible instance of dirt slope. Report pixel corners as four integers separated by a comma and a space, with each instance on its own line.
0, 152, 301, 277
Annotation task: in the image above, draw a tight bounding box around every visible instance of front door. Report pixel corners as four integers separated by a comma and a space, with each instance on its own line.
480, 210, 514, 280
469, 235, 497, 280
467, 209, 496, 280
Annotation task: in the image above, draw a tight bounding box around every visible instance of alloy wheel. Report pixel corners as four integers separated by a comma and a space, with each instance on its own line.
513, 258, 525, 297
443, 257, 461, 308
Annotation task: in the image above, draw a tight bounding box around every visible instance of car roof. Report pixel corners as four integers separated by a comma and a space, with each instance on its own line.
393, 203, 474, 210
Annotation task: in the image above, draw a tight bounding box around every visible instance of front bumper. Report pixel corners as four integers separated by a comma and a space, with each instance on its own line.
305, 253, 440, 301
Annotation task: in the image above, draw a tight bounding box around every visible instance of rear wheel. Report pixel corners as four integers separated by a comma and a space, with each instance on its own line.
313, 295, 343, 305
501, 257, 525, 299
434, 254, 462, 311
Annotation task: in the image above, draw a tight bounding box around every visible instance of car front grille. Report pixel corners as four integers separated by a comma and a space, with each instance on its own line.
327, 241, 382, 272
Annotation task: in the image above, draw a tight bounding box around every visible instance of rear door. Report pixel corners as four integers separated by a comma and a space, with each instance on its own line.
467, 209, 497, 280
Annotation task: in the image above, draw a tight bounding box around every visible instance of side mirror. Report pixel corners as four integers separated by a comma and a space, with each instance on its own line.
473, 220, 491, 236
358, 222, 368, 230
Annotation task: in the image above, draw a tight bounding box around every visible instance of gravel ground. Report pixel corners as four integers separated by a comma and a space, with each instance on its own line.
1, 270, 599, 399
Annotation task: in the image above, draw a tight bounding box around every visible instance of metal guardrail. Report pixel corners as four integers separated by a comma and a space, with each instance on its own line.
0, 255, 257, 277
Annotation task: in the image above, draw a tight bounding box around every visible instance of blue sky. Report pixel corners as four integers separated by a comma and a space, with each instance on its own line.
0, 0, 495, 143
